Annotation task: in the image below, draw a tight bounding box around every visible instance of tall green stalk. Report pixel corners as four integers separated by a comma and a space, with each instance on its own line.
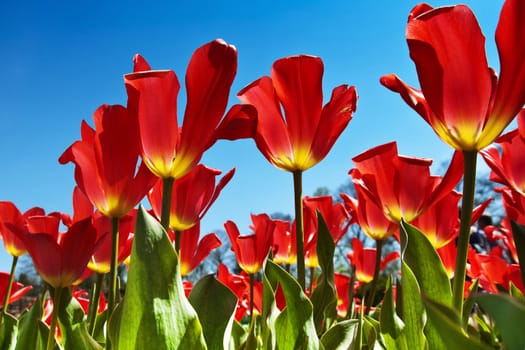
160, 177, 174, 232
293, 170, 306, 291
1, 255, 18, 321
46, 287, 64, 350
107, 216, 120, 339
452, 150, 477, 321
365, 239, 383, 315
88, 272, 104, 335
174, 230, 182, 254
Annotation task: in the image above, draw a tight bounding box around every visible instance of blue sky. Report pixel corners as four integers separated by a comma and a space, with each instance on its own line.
0, 0, 505, 272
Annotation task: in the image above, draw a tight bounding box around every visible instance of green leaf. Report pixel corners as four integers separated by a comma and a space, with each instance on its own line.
380, 277, 407, 350
229, 321, 247, 350
399, 261, 426, 350
261, 265, 279, 350
400, 220, 451, 349
423, 296, 491, 350
509, 281, 525, 301
310, 211, 337, 335
0, 313, 18, 350
362, 316, 380, 349
189, 274, 237, 350
57, 288, 102, 349
15, 299, 55, 350
475, 293, 525, 350
265, 260, 321, 350
108, 206, 206, 350
400, 221, 452, 305
320, 320, 358, 350
510, 220, 525, 289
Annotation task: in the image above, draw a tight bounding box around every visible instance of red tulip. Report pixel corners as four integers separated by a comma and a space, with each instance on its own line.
0, 272, 32, 306
341, 192, 397, 241
225, 214, 274, 275
271, 219, 296, 266
350, 141, 463, 223
302, 196, 351, 267
467, 248, 508, 293
347, 238, 399, 284
18, 215, 102, 288
125, 39, 245, 180
179, 223, 222, 277
148, 165, 234, 231
334, 273, 350, 318
59, 104, 156, 218
217, 263, 263, 321
381, 0, 525, 150
238, 55, 357, 172
481, 128, 525, 196
410, 191, 461, 249
436, 241, 457, 279
87, 211, 135, 274
0, 202, 44, 257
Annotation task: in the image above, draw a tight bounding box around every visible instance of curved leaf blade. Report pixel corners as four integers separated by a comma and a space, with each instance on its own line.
108, 206, 206, 350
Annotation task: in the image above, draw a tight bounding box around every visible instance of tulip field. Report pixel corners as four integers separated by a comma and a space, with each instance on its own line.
1, 0, 525, 349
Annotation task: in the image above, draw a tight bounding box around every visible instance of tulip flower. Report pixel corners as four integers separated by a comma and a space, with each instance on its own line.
238, 55, 357, 289
125, 39, 241, 181
0, 202, 45, 257
149, 165, 234, 232
334, 273, 351, 318
437, 241, 457, 279
148, 164, 233, 252
225, 213, 274, 325
88, 211, 135, 275
238, 55, 357, 172
217, 263, 263, 322
347, 238, 400, 285
225, 213, 274, 275
381, 1, 525, 151
59, 104, 156, 219
18, 214, 102, 349
481, 128, 525, 196
271, 219, 296, 266
496, 187, 525, 264
302, 196, 351, 268
20, 215, 99, 288
341, 192, 398, 242
467, 248, 508, 293
350, 141, 463, 224
0, 272, 32, 311
347, 237, 399, 314
178, 223, 222, 277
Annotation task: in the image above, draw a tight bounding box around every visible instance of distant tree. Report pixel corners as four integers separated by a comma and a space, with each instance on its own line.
16, 255, 43, 297
313, 186, 330, 196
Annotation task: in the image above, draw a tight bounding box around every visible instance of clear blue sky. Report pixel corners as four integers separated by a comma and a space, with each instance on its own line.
0, 0, 504, 272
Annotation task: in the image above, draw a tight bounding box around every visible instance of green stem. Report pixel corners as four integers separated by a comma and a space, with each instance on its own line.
347, 265, 357, 319
46, 287, 63, 350
452, 150, 477, 321
107, 216, 120, 350
1, 255, 18, 320
88, 272, 104, 335
365, 239, 383, 315
309, 266, 315, 296
175, 230, 182, 255
160, 177, 174, 232
293, 170, 306, 291
249, 273, 255, 326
